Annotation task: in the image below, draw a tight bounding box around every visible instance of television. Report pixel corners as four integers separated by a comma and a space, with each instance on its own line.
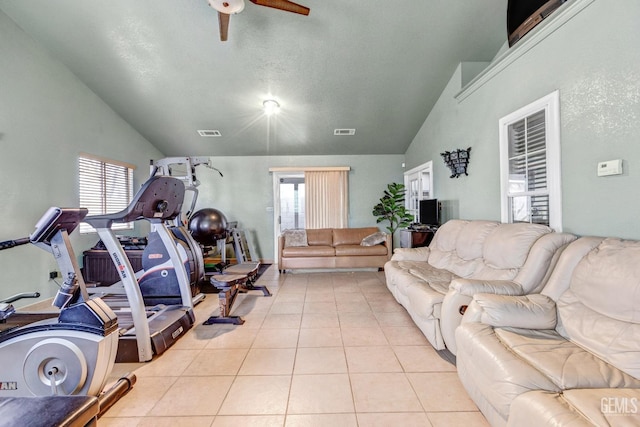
419, 199, 439, 227
507, 0, 566, 47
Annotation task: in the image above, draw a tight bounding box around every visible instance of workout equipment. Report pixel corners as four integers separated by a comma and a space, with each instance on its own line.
151, 156, 271, 324
189, 208, 229, 246
0, 207, 130, 401
85, 176, 195, 362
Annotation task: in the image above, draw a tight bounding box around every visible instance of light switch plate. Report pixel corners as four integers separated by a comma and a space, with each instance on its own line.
597, 159, 623, 177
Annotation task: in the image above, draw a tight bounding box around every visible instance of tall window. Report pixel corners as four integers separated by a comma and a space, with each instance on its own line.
79, 154, 135, 233
499, 91, 562, 230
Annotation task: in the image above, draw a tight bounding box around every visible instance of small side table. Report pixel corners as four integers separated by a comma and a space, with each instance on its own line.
400, 229, 435, 248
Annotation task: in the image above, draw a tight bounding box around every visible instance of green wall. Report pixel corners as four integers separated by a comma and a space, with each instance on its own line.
404, 0, 640, 239
192, 155, 405, 262
0, 11, 162, 304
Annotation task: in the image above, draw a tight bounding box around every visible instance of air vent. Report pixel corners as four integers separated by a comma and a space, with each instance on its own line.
197, 130, 222, 137
334, 129, 356, 136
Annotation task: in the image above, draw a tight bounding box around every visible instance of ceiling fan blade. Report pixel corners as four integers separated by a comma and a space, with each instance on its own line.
218, 12, 230, 41
249, 0, 310, 15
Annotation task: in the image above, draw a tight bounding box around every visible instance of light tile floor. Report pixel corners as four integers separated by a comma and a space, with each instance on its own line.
100, 267, 489, 427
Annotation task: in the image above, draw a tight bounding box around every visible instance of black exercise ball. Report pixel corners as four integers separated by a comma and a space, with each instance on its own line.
188, 208, 228, 246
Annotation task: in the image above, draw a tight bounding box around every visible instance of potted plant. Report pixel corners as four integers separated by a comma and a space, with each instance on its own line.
372, 182, 414, 247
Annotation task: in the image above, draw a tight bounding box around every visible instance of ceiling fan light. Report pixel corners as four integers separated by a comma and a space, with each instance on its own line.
208, 0, 245, 14
263, 99, 280, 115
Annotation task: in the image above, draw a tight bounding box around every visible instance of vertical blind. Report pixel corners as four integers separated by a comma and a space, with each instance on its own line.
79, 155, 134, 233
507, 109, 549, 225
304, 170, 348, 229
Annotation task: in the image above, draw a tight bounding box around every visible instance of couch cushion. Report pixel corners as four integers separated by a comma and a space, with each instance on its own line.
306, 229, 333, 246
283, 229, 308, 247
428, 220, 498, 278
569, 238, 640, 323
360, 231, 387, 246
281, 245, 335, 257
456, 322, 561, 420
483, 223, 551, 269
335, 244, 387, 256
495, 328, 640, 389
556, 238, 640, 380
332, 227, 379, 246
456, 221, 500, 260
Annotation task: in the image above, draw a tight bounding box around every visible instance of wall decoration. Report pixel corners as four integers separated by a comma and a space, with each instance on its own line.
441, 147, 471, 178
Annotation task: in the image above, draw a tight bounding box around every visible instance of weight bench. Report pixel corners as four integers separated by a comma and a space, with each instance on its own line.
203, 265, 271, 325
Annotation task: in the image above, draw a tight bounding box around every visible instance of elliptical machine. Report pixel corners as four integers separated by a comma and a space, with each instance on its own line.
0, 207, 123, 398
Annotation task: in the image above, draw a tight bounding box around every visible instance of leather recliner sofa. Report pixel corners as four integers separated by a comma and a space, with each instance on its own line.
456, 236, 640, 426
384, 219, 576, 353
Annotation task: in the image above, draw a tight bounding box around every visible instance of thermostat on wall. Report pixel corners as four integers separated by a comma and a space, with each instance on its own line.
597, 159, 623, 177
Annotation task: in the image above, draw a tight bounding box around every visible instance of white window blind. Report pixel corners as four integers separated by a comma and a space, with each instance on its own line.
507, 110, 549, 225
79, 155, 134, 233
499, 91, 561, 231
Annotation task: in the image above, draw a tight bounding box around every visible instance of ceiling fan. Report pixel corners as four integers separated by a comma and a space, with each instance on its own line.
207, 0, 310, 42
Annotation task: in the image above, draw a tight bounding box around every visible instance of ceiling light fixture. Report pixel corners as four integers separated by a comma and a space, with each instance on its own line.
263, 99, 280, 116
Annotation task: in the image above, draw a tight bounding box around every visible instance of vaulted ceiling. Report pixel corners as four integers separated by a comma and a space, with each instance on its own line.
1, 0, 507, 156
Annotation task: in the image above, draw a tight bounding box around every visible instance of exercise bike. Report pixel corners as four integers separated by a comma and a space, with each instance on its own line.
0, 207, 126, 400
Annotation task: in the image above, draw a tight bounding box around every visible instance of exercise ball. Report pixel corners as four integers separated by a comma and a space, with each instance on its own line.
188, 208, 228, 246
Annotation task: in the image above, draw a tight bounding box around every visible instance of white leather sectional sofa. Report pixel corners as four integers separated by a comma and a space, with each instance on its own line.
456, 236, 640, 426
384, 219, 576, 353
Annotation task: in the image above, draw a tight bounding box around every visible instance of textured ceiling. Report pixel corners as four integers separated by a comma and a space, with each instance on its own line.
0, 0, 507, 156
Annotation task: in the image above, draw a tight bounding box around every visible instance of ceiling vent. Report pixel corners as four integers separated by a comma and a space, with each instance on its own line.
334, 128, 356, 136
197, 129, 222, 137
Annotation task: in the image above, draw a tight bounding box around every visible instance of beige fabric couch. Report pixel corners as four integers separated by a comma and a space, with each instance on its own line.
278, 227, 391, 272
384, 219, 576, 353
456, 237, 640, 426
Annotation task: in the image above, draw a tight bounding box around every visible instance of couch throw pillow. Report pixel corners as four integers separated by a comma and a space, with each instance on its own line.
284, 229, 308, 247
361, 231, 387, 246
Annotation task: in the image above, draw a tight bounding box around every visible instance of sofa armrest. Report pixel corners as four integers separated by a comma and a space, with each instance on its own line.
470, 293, 557, 329
441, 279, 526, 355
384, 233, 393, 259
390, 246, 431, 261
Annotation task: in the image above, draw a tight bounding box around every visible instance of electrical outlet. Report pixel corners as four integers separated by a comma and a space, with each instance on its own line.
49, 271, 59, 279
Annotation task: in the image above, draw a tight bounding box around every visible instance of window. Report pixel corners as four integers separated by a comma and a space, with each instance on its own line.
279, 177, 305, 230
79, 154, 135, 233
499, 91, 562, 230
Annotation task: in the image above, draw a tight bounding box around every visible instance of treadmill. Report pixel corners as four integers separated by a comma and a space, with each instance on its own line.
84, 176, 195, 363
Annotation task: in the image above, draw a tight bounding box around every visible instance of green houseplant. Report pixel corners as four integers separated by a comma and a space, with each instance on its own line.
372, 182, 414, 247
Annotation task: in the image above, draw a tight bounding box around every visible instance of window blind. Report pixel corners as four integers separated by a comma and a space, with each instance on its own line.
79, 155, 134, 233
507, 109, 550, 226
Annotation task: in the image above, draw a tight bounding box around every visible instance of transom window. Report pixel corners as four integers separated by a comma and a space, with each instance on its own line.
78, 154, 135, 233
499, 91, 562, 230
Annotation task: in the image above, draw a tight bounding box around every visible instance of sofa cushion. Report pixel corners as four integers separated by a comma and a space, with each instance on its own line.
495, 328, 640, 390
335, 244, 387, 256
456, 322, 561, 419
332, 227, 379, 246
556, 238, 640, 380
428, 220, 499, 278
306, 228, 333, 246
360, 231, 387, 246
281, 245, 335, 257
483, 223, 551, 270
283, 229, 308, 247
